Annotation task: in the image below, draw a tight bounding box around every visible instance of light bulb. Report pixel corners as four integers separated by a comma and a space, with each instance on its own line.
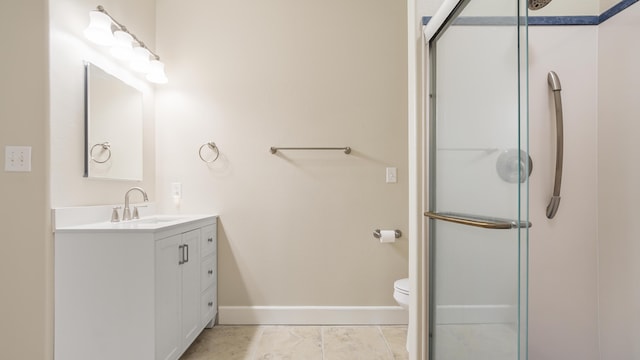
130, 47, 151, 73
110, 30, 133, 60
146, 60, 168, 84
84, 10, 114, 46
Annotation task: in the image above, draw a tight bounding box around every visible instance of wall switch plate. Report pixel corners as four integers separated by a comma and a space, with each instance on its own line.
5, 146, 32, 172
386, 167, 397, 183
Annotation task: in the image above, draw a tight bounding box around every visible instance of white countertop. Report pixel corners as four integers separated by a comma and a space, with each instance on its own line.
53, 204, 216, 234
55, 214, 217, 233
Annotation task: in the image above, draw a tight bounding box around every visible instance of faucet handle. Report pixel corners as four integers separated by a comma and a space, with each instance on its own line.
111, 206, 122, 223
132, 205, 148, 220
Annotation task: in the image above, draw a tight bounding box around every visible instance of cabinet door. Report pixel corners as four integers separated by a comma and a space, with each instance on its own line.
200, 287, 217, 328
181, 229, 202, 347
155, 235, 182, 360
200, 256, 216, 291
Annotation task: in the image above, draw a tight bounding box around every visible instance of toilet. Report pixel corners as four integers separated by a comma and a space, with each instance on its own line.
393, 278, 410, 351
393, 277, 410, 309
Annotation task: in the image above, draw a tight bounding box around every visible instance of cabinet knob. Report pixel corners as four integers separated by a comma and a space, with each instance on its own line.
208, 269, 213, 275
207, 237, 213, 243
208, 301, 213, 307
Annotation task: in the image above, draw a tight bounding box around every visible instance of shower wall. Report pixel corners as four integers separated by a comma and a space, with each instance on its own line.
528, 25, 599, 360
600, 0, 623, 11
597, 3, 640, 359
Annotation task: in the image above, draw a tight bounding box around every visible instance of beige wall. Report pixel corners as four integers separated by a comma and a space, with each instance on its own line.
597, 2, 640, 359
0, 1, 51, 359
49, 0, 156, 208
155, 0, 409, 308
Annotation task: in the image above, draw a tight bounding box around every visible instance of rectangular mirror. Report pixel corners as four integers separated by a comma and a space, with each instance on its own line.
84, 62, 143, 181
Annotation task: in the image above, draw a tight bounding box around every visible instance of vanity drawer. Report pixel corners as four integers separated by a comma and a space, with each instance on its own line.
200, 287, 216, 327
200, 256, 216, 291
200, 224, 216, 258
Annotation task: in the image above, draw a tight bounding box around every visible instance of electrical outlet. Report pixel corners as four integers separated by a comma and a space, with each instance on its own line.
171, 182, 182, 199
5, 146, 32, 172
386, 167, 397, 183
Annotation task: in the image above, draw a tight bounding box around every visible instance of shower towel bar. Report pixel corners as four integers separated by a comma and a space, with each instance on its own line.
270, 146, 351, 154
424, 211, 532, 229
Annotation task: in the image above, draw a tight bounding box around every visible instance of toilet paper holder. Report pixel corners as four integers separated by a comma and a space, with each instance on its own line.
373, 229, 402, 239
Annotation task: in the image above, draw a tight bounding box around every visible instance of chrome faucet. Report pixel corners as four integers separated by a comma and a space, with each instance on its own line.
123, 187, 149, 221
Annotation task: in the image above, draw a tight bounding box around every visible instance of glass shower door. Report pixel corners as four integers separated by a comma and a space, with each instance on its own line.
426, 0, 529, 359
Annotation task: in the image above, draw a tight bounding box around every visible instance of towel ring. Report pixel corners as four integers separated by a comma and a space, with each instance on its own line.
90, 142, 112, 163
199, 142, 220, 163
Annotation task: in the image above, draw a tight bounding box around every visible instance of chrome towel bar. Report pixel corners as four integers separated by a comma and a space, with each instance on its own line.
270, 146, 351, 154
424, 211, 532, 230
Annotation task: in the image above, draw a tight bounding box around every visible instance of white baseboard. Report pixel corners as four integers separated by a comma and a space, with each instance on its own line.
218, 306, 409, 325
435, 304, 516, 324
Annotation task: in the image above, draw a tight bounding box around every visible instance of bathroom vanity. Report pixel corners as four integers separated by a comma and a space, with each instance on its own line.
54, 212, 217, 360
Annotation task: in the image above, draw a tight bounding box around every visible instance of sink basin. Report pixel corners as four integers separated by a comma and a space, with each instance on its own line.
55, 214, 216, 233
108, 215, 211, 230
131, 216, 190, 224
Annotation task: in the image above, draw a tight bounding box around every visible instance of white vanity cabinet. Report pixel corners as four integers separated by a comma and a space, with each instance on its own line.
54, 215, 217, 360
199, 224, 218, 327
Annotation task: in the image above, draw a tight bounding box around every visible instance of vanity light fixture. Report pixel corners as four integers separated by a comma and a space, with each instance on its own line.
110, 30, 134, 60
146, 60, 168, 84
83, 10, 114, 46
130, 46, 151, 73
84, 5, 168, 84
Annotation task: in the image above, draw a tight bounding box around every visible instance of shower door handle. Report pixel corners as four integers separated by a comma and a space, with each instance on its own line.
546, 71, 563, 219
424, 211, 531, 229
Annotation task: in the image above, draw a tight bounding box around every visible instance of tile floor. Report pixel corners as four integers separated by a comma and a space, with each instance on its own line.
180, 325, 409, 360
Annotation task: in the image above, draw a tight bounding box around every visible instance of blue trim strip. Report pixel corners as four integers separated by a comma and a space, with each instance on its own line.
453, 16, 518, 26
421, 0, 637, 26
600, 0, 638, 23
528, 16, 599, 25
422, 15, 598, 26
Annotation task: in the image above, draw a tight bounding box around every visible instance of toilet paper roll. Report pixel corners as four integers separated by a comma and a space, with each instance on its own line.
379, 230, 396, 243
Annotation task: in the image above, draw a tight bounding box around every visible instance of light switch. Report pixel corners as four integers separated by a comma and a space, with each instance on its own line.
386, 167, 397, 183
5, 146, 32, 172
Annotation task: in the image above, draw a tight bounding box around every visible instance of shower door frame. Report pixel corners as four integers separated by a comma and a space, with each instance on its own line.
422, 0, 530, 359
